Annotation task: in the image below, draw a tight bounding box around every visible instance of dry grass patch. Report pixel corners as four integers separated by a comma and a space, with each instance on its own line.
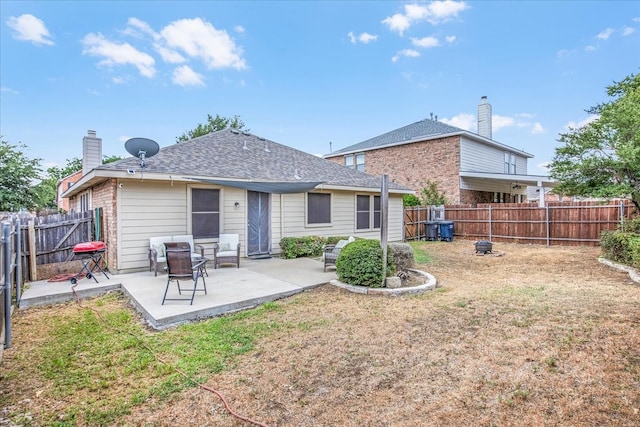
2, 240, 639, 426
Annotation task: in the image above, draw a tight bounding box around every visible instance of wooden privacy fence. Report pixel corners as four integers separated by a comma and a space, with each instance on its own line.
14, 209, 101, 281
405, 201, 636, 246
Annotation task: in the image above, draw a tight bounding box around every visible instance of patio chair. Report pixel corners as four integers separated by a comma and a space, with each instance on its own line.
213, 233, 241, 269
324, 238, 352, 272
162, 242, 208, 305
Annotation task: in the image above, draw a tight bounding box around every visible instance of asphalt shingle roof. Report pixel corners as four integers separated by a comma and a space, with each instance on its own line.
328, 118, 464, 156
98, 129, 411, 191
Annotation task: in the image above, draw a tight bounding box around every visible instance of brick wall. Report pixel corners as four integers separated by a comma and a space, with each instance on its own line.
327, 136, 462, 203
91, 179, 118, 271
56, 170, 83, 212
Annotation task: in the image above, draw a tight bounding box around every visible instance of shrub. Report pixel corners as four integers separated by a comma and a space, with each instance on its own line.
336, 239, 393, 288
278, 236, 326, 259
403, 194, 421, 207
622, 216, 640, 234
600, 231, 634, 265
629, 235, 640, 269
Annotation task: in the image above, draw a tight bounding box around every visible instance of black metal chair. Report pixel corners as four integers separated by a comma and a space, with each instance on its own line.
162, 242, 208, 305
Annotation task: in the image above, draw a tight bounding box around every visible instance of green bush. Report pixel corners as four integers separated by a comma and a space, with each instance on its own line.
601, 231, 634, 265
622, 216, 640, 234
629, 235, 640, 269
403, 194, 420, 207
336, 239, 394, 288
279, 236, 352, 259
278, 236, 326, 259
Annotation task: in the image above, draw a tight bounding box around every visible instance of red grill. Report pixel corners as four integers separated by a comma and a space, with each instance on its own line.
71, 241, 109, 284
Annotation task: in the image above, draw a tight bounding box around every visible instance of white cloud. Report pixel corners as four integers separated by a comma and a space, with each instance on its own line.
381, 13, 411, 35
87, 89, 101, 96
82, 33, 157, 78
584, 45, 597, 51
391, 48, 420, 62
1, 86, 20, 94
161, 18, 246, 70
411, 36, 440, 48
634, 17, 640, 22
596, 28, 614, 40
565, 115, 598, 130
112, 76, 127, 84
492, 114, 515, 132
622, 26, 635, 36
172, 65, 205, 87
348, 31, 378, 44
445, 35, 456, 43
531, 122, 545, 134
234, 25, 245, 34
382, 1, 469, 35
6, 14, 54, 46
441, 113, 475, 131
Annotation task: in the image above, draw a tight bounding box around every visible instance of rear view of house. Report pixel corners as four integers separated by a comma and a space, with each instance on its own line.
61, 129, 413, 274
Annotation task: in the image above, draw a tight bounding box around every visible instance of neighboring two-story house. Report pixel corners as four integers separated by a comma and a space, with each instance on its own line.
324, 97, 555, 205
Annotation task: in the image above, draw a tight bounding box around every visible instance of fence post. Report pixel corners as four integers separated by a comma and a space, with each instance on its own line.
488, 205, 492, 242
28, 218, 37, 282
546, 205, 550, 246
3, 222, 11, 349
619, 200, 624, 231
14, 218, 22, 307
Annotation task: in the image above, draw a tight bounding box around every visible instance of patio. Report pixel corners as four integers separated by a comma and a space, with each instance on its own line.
19, 257, 336, 329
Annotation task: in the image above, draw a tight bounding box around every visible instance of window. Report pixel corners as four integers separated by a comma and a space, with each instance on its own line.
504, 152, 516, 174
356, 195, 381, 230
79, 191, 90, 212
191, 188, 220, 239
345, 153, 365, 172
307, 193, 331, 224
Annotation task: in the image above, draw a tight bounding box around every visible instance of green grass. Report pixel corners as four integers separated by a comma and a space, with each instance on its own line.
29, 294, 289, 426
408, 241, 434, 264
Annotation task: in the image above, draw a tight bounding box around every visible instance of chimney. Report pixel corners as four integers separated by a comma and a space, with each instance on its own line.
477, 96, 492, 139
82, 130, 102, 175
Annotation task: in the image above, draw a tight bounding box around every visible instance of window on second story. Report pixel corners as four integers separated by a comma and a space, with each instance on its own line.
345, 153, 365, 172
504, 152, 516, 174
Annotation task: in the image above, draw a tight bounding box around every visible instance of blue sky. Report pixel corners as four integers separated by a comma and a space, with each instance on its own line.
1, 1, 639, 176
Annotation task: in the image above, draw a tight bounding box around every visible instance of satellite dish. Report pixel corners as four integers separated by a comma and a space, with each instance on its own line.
125, 137, 159, 168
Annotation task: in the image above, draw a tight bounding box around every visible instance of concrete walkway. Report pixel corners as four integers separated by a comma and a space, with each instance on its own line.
19, 257, 336, 329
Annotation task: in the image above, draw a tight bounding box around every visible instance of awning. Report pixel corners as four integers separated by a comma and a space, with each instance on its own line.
189, 178, 324, 194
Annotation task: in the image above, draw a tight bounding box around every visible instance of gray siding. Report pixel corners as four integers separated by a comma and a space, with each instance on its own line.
460, 136, 528, 174
116, 180, 405, 272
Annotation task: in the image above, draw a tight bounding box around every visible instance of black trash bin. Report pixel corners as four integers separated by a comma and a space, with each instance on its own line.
438, 221, 454, 242
424, 221, 439, 241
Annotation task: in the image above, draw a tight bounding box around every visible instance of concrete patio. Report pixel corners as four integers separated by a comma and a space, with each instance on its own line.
19, 257, 336, 329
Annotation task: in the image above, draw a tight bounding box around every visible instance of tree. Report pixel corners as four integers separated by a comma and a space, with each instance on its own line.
32, 155, 123, 210
0, 139, 42, 211
419, 179, 448, 206
549, 73, 640, 211
176, 114, 249, 142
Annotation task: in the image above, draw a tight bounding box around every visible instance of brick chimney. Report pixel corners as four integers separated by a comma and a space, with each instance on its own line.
477, 96, 492, 140
82, 130, 102, 175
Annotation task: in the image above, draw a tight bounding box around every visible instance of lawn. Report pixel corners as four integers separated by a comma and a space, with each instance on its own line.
1, 240, 639, 426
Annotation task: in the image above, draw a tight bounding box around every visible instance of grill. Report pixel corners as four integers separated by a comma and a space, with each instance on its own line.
71, 241, 110, 284
475, 240, 493, 254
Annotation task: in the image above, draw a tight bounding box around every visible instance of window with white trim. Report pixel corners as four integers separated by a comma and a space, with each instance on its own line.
192, 188, 220, 239
504, 152, 516, 174
345, 153, 365, 172
307, 192, 331, 225
356, 195, 381, 230
78, 191, 90, 212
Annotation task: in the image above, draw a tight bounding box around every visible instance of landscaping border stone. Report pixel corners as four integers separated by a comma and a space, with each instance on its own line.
598, 257, 640, 285
330, 268, 437, 296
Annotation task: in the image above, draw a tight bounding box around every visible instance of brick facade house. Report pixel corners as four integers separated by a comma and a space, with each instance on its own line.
325, 97, 555, 205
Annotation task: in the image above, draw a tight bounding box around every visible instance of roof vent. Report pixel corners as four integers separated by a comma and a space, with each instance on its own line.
243, 140, 250, 150
230, 129, 240, 134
